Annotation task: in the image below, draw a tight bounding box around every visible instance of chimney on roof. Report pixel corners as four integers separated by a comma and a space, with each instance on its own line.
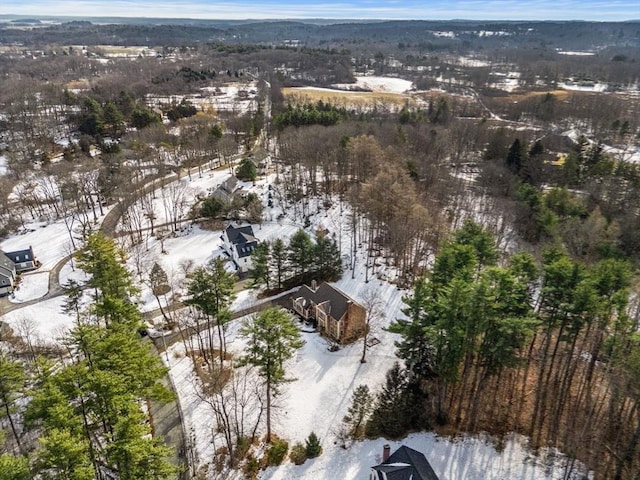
382, 444, 391, 462
311, 280, 317, 291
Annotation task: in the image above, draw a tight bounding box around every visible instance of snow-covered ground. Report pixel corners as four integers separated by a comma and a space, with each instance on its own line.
0, 154, 7, 176
58, 258, 89, 284
263, 432, 589, 480
558, 81, 608, 93
10, 271, 49, 303
1, 296, 73, 343
332, 76, 414, 94
0, 219, 79, 270
146, 82, 259, 114
491, 71, 521, 92
457, 56, 491, 67
557, 51, 595, 56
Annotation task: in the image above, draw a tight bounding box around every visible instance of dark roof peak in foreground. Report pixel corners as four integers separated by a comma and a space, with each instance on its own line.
372, 445, 440, 480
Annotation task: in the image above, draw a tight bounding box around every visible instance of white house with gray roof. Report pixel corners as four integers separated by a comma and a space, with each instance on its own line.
220, 223, 259, 274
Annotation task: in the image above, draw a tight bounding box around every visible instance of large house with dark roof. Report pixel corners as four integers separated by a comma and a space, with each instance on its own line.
291, 281, 366, 344
4, 246, 37, 272
370, 445, 440, 480
0, 246, 37, 296
220, 223, 259, 274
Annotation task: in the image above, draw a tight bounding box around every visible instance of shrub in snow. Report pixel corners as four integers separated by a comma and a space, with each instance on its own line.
305, 432, 322, 458
289, 442, 307, 465
243, 454, 260, 479
235, 436, 252, 462
266, 438, 289, 466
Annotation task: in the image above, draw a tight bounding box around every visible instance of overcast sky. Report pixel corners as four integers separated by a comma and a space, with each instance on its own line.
1, 0, 637, 22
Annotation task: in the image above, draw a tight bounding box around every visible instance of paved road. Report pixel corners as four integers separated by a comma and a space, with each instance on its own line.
147, 340, 189, 480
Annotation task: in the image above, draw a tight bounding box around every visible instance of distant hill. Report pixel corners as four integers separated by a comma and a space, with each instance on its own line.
0, 15, 638, 51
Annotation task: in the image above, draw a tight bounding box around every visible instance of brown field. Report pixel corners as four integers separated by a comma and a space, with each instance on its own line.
509, 89, 571, 101
282, 87, 418, 109
65, 79, 92, 90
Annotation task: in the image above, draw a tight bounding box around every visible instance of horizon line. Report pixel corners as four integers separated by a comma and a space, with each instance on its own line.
1, 14, 639, 23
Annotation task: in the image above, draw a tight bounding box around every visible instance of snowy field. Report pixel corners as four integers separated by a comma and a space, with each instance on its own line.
557, 51, 595, 56
58, 258, 91, 287
0, 154, 7, 176
490, 71, 521, 92
331, 76, 414, 94
456, 56, 491, 67
558, 81, 608, 93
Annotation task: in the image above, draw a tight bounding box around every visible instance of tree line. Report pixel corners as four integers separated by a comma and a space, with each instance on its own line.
340, 221, 640, 479
250, 228, 342, 292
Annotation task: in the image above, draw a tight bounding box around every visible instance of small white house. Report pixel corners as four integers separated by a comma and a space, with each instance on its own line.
220, 224, 259, 274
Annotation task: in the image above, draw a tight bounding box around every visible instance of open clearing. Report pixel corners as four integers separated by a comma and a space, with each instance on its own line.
283, 87, 415, 109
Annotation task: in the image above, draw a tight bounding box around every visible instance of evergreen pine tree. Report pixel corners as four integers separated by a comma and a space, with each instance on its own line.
0, 454, 30, 480
506, 138, 525, 174
249, 242, 271, 289
0, 353, 25, 452
238, 308, 304, 442
185, 257, 236, 364
366, 362, 416, 439
304, 432, 322, 458
314, 233, 343, 281
288, 229, 314, 280
342, 385, 373, 439
38, 428, 94, 480
271, 238, 287, 289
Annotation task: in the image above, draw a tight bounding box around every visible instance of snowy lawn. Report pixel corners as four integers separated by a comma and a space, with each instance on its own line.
1, 296, 74, 343
0, 217, 92, 270
58, 258, 91, 286
10, 271, 49, 302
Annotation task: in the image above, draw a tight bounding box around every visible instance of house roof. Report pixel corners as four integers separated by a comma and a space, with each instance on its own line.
372, 446, 440, 480
4, 247, 34, 263
221, 175, 239, 194
224, 224, 258, 258
0, 253, 16, 274
296, 282, 362, 321
211, 188, 234, 204
211, 176, 241, 204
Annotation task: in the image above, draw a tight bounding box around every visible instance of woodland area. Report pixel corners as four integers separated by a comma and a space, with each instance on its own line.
0, 16, 640, 480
